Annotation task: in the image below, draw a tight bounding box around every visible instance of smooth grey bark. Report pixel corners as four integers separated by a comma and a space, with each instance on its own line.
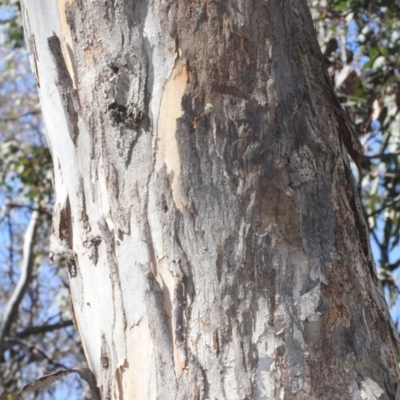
22, 0, 400, 399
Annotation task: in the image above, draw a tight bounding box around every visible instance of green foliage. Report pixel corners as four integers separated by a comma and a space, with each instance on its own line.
0, 394, 16, 400
0, 141, 53, 204
0, 0, 23, 48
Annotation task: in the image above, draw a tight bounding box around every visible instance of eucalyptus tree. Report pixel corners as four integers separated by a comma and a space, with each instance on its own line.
17, 0, 400, 399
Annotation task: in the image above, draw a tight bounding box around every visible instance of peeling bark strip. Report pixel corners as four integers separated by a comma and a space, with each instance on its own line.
20, 367, 100, 400
22, 0, 400, 399
48, 34, 80, 144
155, 63, 188, 212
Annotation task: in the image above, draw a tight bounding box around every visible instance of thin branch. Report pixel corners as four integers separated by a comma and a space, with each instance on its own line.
0, 210, 39, 353
387, 258, 400, 272
3, 337, 68, 370
363, 151, 400, 160
0, 110, 41, 122
366, 194, 400, 218
16, 320, 74, 339
3, 201, 52, 218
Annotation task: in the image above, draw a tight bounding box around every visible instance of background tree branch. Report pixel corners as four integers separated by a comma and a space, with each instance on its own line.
0, 210, 39, 354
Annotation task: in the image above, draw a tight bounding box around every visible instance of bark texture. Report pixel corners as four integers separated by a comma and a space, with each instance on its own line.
22, 0, 400, 399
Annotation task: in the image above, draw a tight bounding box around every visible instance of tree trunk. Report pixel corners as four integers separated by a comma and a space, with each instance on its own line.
21, 0, 400, 398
